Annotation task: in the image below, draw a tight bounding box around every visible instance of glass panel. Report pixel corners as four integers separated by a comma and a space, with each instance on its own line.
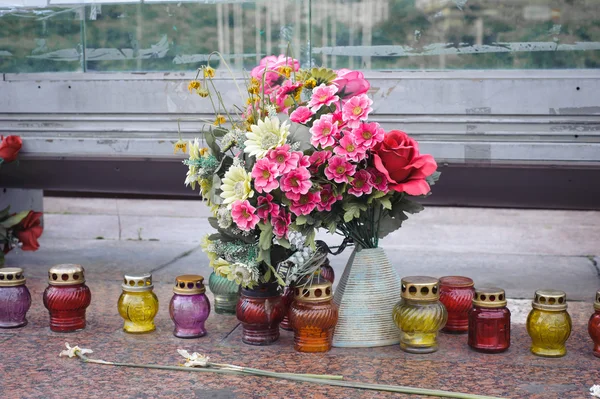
311, 0, 600, 70
0, 5, 84, 73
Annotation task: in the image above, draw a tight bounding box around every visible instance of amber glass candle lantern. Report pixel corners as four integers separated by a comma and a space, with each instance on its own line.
43, 264, 91, 332
439, 276, 475, 334
118, 273, 159, 334
526, 290, 571, 358
393, 276, 447, 354
0, 268, 32, 328
289, 277, 339, 353
169, 275, 210, 338
588, 290, 600, 358
468, 287, 511, 353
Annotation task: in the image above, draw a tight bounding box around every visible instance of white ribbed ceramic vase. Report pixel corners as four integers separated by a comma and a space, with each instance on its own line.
332, 247, 401, 347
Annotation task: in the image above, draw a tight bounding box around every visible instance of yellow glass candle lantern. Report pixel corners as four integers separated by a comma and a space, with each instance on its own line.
526, 289, 571, 358
393, 276, 448, 354
118, 273, 159, 333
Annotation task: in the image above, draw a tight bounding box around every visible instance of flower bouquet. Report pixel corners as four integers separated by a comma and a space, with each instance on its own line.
181, 53, 439, 346
0, 208, 43, 266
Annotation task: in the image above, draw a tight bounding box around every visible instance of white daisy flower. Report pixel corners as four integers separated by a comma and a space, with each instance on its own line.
244, 116, 290, 159
59, 342, 93, 358
219, 165, 254, 208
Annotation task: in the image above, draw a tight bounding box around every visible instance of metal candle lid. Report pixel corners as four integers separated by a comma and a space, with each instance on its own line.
401, 276, 440, 301
473, 287, 507, 308
532, 289, 567, 311
48, 264, 86, 286
0, 267, 26, 287
173, 275, 205, 295
595, 291, 600, 311
122, 273, 153, 292
295, 277, 333, 302
439, 276, 474, 288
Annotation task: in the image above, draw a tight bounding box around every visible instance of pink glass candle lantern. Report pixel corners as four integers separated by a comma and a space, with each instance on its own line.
0, 268, 32, 328
169, 275, 211, 338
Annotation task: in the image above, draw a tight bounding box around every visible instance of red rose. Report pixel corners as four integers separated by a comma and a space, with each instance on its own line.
0, 135, 23, 163
372, 130, 437, 196
14, 211, 43, 251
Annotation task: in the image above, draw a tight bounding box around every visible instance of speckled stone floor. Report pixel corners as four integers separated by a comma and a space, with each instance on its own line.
1, 198, 599, 399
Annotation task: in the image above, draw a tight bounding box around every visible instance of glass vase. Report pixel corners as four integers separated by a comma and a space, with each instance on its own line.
0, 268, 32, 328
236, 281, 285, 346
208, 272, 239, 315
526, 290, 571, 358
332, 247, 400, 347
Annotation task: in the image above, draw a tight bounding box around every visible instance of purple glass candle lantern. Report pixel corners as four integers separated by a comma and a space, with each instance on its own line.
0, 268, 32, 328
169, 275, 210, 338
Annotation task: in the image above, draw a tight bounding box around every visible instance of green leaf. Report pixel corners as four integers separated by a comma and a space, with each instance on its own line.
0, 252, 4, 267
342, 202, 367, 223
258, 222, 273, 251
208, 217, 220, 230
205, 130, 221, 158
210, 175, 223, 204
391, 197, 424, 218
258, 248, 271, 265
0, 211, 29, 228
426, 171, 441, 187
0, 206, 10, 221
368, 190, 387, 204
326, 220, 337, 235
212, 127, 229, 137
295, 215, 307, 226
379, 196, 392, 210
276, 238, 291, 249
378, 212, 409, 239
215, 156, 233, 176
304, 228, 316, 250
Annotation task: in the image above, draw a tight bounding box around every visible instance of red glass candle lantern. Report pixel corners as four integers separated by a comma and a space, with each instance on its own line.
588, 290, 600, 358
279, 286, 295, 331
289, 277, 338, 353
319, 257, 335, 284
236, 282, 285, 345
439, 276, 475, 334
0, 268, 32, 328
468, 287, 510, 353
43, 264, 92, 332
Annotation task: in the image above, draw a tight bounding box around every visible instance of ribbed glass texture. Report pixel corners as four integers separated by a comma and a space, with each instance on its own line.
393, 299, 447, 354
468, 306, 511, 353
236, 284, 285, 346
208, 272, 239, 315
289, 300, 338, 353
43, 284, 92, 332
0, 286, 32, 328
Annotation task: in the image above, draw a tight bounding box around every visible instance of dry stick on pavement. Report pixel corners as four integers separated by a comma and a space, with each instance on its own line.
71, 350, 506, 399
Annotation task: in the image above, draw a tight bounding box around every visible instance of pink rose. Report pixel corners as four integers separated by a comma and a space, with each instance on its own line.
333, 69, 370, 98
372, 130, 437, 196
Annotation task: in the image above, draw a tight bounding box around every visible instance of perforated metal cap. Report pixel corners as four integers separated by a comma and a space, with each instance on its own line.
122, 273, 153, 292
48, 264, 86, 286
0, 267, 26, 287
473, 287, 507, 308
401, 276, 440, 301
173, 275, 205, 295
294, 277, 333, 302
532, 289, 567, 311
595, 291, 600, 311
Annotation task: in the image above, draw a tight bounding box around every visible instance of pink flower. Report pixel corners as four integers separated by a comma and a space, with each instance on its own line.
324, 156, 356, 184
267, 145, 297, 174
280, 167, 312, 200
231, 200, 260, 231
342, 94, 373, 129
334, 134, 367, 162
348, 169, 373, 197
280, 80, 303, 95
290, 106, 314, 124
251, 55, 300, 94
256, 194, 280, 222
317, 184, 342, 212
272, 208, 291, 239
352, 122, 384, 149
333, 69, 370, 98
332, 111, 346, 130
251, 158, 280, 193
368, 168, 389, 193
290, 191, 321, 216
308, 84, 339, 112
297, 154, 310, 168
309, 114, 339, 148
308, 151, 332, 172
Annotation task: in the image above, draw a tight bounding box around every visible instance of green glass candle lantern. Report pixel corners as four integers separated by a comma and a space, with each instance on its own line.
526, 289, 571, 358
393, 276, 447, 354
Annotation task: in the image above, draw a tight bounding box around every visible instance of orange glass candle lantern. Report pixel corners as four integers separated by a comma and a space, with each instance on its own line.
588, 290, 600, 358
439, 276, 475, 334
289, 277, 338, 353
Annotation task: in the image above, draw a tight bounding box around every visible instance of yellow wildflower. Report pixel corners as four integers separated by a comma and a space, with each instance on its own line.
304, 78, 317, 89
188, 80, 201, 92
248, 84, 260, 95
214, 115, 226, 125
278, 65, 293, 78
199, 147, 209, 157
197, 88, 209, 98
173, 139, 188, 154
203, 66, 215, 78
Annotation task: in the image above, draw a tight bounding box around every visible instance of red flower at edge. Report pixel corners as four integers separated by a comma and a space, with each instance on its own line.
0, 135, 23, 163
14, 211, 43, 251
